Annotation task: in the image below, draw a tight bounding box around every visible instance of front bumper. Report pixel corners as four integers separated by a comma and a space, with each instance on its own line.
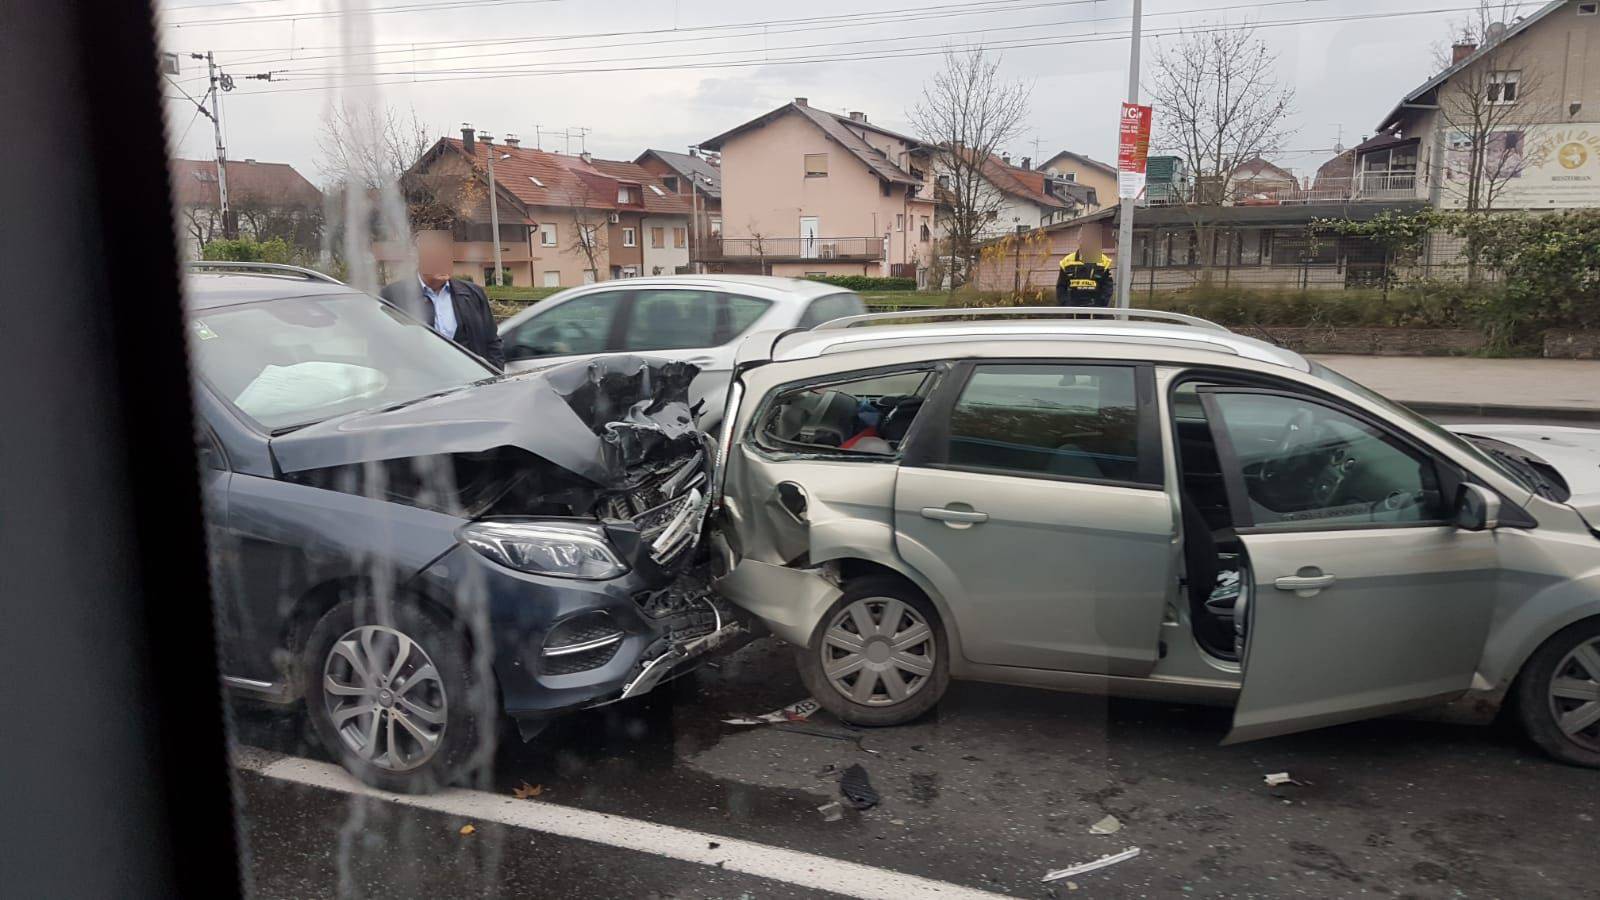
413, 544, 750, 724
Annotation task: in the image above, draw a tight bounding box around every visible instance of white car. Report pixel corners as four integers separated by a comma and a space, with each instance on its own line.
497, 275, 866, 426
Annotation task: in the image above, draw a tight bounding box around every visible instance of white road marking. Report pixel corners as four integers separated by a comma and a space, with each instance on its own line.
250, 755, 1010, 900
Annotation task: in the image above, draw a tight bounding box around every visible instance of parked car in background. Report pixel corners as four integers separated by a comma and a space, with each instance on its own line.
187, 263, 738, 793
711, 307, 1600, 767
496, 275, 866, 428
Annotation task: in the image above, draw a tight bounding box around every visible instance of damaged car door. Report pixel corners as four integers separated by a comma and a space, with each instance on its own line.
1198, 387, 1500, 743
893, 361, 1175, 675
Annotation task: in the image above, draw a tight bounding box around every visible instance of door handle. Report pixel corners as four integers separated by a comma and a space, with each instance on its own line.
921, 506, 989, 524
1274, 570, 1337, 594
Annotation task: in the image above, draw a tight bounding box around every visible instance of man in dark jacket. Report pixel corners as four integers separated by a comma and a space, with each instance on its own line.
1054, 249, 1115, 307
380, 231, 505, 370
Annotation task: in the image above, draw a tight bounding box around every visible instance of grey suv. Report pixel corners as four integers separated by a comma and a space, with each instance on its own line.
710, 308, 1600, 767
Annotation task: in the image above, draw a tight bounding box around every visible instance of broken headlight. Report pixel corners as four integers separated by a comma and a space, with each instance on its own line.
459, 521, 628, 580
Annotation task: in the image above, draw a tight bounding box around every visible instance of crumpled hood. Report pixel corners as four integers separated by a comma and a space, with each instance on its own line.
1448, 423, 1600, 527
270, 355, 701, 491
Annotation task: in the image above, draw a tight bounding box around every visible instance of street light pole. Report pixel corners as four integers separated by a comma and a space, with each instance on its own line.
1115, 0, 1143, 309
480, 133, 505, 285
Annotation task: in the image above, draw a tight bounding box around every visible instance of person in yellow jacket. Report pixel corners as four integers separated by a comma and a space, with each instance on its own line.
1054, 250, 1115, 307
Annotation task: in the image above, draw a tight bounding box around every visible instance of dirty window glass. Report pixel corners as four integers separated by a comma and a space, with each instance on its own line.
625, 289, 720, 350
1207, 392, 1444, 527
797, 292, 868, 329
504, 292, 618, 359
946, 364, 1144, 483
720, 293, 772, 339
191, 295, 490, 431
762, 370, 932, 453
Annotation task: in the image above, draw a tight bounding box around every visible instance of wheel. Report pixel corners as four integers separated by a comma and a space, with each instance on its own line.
796, 578, 950, 726
1513, 618, 1600, 768
302, 598, 485, 793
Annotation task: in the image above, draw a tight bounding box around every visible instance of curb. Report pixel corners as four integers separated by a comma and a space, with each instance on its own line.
1402, 400, 1600, 423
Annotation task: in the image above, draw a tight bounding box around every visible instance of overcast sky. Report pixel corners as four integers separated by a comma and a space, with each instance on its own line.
154, 0, 1519, 184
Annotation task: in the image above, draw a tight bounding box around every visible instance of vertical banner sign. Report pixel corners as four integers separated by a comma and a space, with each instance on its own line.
1117, 102, 1154, 199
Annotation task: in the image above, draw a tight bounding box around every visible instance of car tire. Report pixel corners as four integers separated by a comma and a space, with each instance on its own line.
796, 578, 950, 727
1512, 617, 1600, 769
302, 597, 487, 793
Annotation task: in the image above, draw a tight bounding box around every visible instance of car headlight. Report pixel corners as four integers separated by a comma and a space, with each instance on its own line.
459, 521, 628, 580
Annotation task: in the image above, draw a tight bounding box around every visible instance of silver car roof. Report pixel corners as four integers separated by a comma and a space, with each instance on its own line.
760, 315, 1309, 371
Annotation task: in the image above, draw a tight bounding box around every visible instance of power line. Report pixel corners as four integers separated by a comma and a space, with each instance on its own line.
278, 0, 1337, 76
234, 3, 1498, 94
168, 0, 576, 28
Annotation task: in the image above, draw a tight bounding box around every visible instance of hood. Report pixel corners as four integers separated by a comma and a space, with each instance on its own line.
1449, 423, 1600, 526
270, 355, 701, 492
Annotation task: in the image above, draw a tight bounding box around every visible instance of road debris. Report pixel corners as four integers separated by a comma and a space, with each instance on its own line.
1264, 772, 1306, 787
708, 841, 721, 850
1042, 848, 1141, 882
839, 763, 881, 810
511, 781, 544, 799
458, 824, 477, 836
1089, 814, 1122, 835
723, 698, 820, 725
817, 801, 844, 822
773, 723, 881, 755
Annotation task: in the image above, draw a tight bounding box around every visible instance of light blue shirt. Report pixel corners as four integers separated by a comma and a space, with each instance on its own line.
419, 275, 458, 340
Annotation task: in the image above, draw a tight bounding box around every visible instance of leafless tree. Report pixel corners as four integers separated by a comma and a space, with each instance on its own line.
908, 47, 1032, 290
561, 182, 610, 281
745, 218, 771, 275
1433, 1, 1552, 214
1148, 25, 1295, 280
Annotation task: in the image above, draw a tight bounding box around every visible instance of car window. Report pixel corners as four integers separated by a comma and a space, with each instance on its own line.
624, 289, 720, 351
1205, 391, 1445, 528
720, 293, 772, 340
796, 292, 867, 329
504, 292, 619, 360
190, 295, 492, 432
944, 364, 1147, 484
760, 369, 934, 455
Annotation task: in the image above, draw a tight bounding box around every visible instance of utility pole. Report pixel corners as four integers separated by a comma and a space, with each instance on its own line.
182, 52, 276, 243
1114, 0, 1142, 310
479, 131, 505, 286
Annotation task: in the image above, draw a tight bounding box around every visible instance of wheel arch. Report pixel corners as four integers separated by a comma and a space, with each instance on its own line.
1481, 570, 1600, 691
812, 552, 967, 666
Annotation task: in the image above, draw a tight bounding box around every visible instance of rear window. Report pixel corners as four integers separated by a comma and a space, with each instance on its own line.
797, 292, 867, 329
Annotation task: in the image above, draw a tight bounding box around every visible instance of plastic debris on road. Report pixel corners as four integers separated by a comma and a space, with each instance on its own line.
1089, 814, 1122, 835
839, 763, 880, 810
723, 698, 820, 725
817, 801, 844, 822
1042, 848, 1141, 882
1264, 772, 1305, 786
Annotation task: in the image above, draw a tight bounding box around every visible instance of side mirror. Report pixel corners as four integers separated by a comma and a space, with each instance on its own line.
1454, 483, 1501, 532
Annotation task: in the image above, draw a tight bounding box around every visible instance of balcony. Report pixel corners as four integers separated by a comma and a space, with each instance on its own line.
1145, 172, 1424, 207
693, 235, 885, 262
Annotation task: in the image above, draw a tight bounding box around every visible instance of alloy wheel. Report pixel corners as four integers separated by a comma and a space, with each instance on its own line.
1548, 636, 1600, 753
821, 597, 936, 706
322, 625, 448, 772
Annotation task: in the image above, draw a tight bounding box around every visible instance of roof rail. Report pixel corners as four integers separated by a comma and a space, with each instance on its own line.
813, 306, 1230, 333
186, 261, 343, 284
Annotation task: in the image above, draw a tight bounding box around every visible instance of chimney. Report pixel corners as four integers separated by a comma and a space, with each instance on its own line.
579, 151, 592, 163
1451, 40, 1477, 64
503, 134, 520, 148
848, 111, 866, 122
1001, 152, 1011, 165
1020, 156, 1031, 170
794, 97, 808, 107
461, 124, 476, 154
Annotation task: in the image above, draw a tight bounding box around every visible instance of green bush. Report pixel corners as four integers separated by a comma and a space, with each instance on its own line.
1140, 283, 1493, 330
201, 237, 298, 264
802, 274, 918, 291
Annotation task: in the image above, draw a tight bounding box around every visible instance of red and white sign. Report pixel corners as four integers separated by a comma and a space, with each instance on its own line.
1116, 102, 1154, 199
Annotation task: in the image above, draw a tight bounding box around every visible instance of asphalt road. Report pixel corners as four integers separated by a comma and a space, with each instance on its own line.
232, 633, 1600, 899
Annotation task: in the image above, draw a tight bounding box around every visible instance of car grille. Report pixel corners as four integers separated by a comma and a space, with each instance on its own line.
540, 612, 623, 676
602, 451, 709, 570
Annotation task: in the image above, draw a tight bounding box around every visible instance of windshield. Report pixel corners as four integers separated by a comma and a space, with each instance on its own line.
190, 293, 493, 431
1308, 360, 1536, 493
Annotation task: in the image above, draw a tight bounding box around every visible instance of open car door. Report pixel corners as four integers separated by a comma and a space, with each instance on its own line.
1196, 386, 1499, 744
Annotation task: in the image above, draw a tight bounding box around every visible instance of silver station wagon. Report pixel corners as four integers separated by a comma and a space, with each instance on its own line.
709, 308, 1600, 767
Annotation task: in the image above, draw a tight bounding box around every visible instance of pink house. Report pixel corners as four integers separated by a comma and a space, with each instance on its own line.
697, 98, 937, 282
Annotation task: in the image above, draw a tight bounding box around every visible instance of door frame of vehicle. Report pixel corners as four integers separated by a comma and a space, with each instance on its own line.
1177, 373, 1505, 742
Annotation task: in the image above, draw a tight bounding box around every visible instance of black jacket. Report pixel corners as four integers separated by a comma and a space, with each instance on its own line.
1054, 252, 1115, 307
380, 277, 505, 370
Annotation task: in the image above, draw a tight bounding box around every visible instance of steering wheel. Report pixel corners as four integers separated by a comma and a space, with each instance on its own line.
1260, 407, 1317, 485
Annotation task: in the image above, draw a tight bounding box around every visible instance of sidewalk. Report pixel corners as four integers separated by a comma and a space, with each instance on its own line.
1309, 355, 1600, 420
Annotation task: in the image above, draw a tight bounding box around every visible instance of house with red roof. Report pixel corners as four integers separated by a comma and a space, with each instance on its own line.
171, 157, 323, 259
384, 128, 693, 287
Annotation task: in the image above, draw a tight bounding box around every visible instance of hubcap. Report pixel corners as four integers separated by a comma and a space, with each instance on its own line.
1548, 637, 1600, 753
821, 597, 935, 706
322, 625, 447, 772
